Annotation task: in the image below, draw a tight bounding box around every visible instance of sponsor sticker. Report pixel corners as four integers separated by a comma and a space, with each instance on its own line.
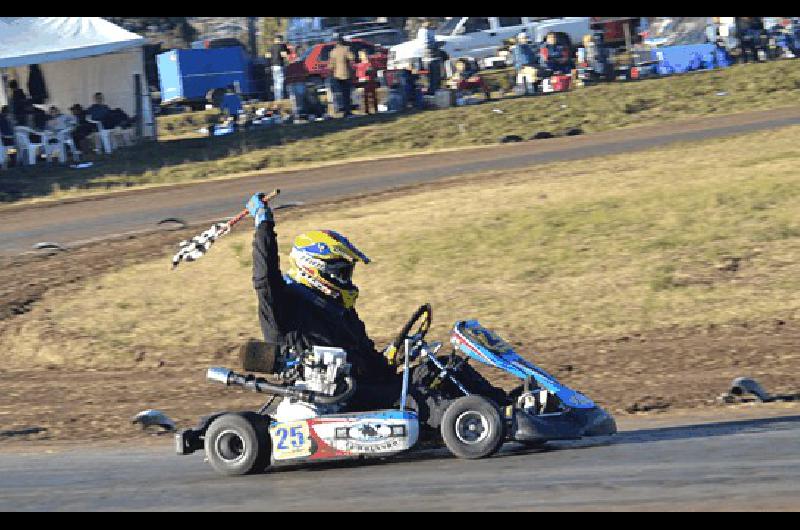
344, 438, 402, 453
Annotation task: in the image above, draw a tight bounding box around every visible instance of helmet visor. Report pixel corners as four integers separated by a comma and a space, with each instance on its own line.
320, 258, 355, 288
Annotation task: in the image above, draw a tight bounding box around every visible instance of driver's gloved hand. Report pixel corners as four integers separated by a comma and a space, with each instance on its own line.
246, 192, 274, 228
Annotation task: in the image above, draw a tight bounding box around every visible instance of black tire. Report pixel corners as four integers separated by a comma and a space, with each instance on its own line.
440, 395, 505, 459
204, 412, 270, 476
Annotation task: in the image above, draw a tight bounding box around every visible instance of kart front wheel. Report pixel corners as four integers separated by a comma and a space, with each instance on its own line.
204, 412, 270, 476
441, 396, 505, 459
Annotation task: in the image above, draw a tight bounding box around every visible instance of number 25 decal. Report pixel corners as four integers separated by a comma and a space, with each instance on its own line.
271, 421, 312, 459
276, 426, 305, 449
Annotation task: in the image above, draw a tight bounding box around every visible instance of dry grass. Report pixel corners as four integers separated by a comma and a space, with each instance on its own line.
4, 124, 800, 370
2, 60, 800, 205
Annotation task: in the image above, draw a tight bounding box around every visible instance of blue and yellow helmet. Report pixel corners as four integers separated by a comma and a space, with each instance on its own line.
287, 230, 370, 309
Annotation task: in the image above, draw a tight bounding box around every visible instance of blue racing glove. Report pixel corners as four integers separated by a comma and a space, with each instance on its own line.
246, 192, 274, 228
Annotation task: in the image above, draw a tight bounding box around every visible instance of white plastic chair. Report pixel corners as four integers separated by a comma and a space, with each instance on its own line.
86, 118, 114, 154
45, 131, 65, 162
55, 127, 81, 162
14, 126, 47, 165
112, 125, 136, 148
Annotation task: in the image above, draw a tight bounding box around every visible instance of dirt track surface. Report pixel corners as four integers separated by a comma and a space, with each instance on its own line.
0, 318, 797, 444
2, 106, 800, 255
1, 406, 798, 511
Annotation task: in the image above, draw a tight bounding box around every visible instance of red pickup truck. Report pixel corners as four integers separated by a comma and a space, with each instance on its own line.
285, 38, 388, 88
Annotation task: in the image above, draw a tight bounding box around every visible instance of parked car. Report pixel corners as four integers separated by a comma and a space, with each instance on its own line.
285, 38, 389, 89
286, 17, 403, 48
345, 27, 406, 48
388, 17, 591, 69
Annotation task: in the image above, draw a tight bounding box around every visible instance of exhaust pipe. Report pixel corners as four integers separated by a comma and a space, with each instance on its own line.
206, 367, 356, 405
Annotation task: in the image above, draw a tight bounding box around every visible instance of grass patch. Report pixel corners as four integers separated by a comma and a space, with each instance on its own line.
5, 124, 800, 368
1, 60, 800, 205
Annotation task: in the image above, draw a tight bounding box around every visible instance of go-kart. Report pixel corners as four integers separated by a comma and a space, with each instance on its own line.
176, 304, 616, 476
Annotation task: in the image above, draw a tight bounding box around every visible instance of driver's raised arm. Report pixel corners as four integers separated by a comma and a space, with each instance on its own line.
249, 194, 287, 345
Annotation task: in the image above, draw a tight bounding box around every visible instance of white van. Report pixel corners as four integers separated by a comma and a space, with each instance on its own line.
388, 17, 591, 69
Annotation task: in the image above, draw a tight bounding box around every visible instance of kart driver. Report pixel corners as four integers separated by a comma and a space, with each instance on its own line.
245, 193, 401, 411
245, 192, 508, 419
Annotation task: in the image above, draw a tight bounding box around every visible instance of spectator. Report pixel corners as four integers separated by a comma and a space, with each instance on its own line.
25, 100, 48, 135
285, 57, 309, 120
706, 19, 719, 46
87, 92, 113, 128
419, 21, 442, 95
87, 92, 135, 132
355, 50, 378, 114
0, 106, 14, 149
577, 33, 610, 82
220, 85, 243, 120
302, 84, 326, 119
418, 20, 437, 57
69, 103, 95, 152
540, 33, 571, 74
46, 106, 76, 132
405, 67, 424, 109
512, 32, 537, 94
739, 18, 763, 63
8, 80, 28, 126
27, 64, 49, 105
448, 58, 491, 101
327, 34, 355, 117
270, 35, 290, 101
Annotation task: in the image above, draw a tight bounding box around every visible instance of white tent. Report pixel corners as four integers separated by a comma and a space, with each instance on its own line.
0, 17, 155, 137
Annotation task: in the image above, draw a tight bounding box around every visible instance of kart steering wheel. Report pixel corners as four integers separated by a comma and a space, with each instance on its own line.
386, 303, 432, 366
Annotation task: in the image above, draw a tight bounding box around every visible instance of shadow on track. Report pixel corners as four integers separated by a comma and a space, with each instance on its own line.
547, 414, 800, 453
260, 414, 800, 475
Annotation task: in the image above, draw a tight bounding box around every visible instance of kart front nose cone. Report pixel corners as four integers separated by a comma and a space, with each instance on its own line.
580, 407, 617, 436
513, 409, 583, 442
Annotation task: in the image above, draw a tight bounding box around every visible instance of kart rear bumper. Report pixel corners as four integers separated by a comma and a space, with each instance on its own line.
511, 406, 616, 443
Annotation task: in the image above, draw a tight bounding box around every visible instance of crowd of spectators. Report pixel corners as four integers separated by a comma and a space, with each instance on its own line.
1, 82, 137, 168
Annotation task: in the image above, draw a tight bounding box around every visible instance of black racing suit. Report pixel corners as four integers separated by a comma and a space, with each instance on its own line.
252, 220, 401, 411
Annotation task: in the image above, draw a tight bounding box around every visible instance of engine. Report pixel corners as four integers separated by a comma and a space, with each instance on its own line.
207, 345, 354, 422
293, 346, 351, 396
273, 346, 353, 421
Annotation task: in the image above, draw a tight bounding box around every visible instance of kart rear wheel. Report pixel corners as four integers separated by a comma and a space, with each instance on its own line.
441, 395, 504, 459
204, 412, 270, 476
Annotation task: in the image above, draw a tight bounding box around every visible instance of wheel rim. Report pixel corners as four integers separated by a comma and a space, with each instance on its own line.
454, 411, 490, 444
215, 430, 247, 463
